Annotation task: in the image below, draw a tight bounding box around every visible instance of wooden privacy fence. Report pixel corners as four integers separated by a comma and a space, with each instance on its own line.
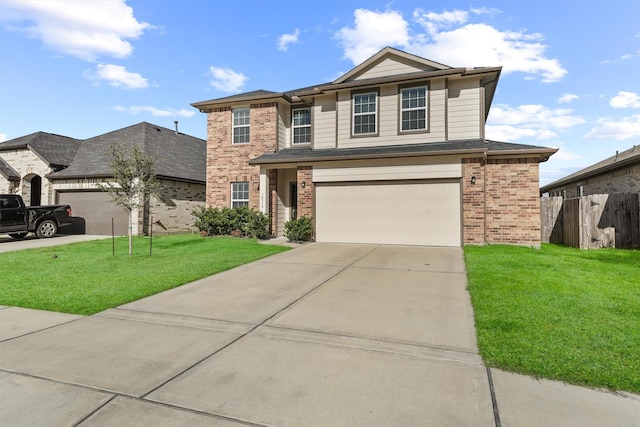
541, 193, 640, 249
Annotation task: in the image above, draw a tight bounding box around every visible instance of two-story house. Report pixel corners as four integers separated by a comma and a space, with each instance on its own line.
193, 47, 556, 247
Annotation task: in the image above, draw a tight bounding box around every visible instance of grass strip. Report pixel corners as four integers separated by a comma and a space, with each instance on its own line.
464, 244, 640, 394
0, 234, 289, 315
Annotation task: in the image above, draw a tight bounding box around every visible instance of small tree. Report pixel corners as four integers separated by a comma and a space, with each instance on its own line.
99, 143, 161, 255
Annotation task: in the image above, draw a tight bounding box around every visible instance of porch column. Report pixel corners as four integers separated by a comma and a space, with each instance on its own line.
259, 167, 268, 214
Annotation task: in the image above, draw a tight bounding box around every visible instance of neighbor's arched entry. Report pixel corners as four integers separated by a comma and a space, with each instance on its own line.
30, 175, 42, 206
22, 174, 42, 206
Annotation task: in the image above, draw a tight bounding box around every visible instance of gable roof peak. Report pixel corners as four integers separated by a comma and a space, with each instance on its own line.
333, 47, 453, 84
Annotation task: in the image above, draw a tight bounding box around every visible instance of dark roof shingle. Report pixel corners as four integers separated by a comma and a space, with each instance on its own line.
0, 132, 82, 166
249, 139, 556, 165
48, 122, 206, 183
0, 156, 20, 181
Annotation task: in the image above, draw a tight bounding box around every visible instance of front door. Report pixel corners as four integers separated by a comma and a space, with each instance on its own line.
290, 182, 298, 220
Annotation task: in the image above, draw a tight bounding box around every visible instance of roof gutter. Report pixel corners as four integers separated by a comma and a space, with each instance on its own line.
192, 92, 293, 111
249, 148, 489, 165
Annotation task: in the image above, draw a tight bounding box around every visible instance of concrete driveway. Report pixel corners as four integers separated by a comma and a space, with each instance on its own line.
1, 243, 638, 426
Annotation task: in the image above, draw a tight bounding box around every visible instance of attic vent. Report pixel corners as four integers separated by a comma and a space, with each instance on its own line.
174, 120, 179, 134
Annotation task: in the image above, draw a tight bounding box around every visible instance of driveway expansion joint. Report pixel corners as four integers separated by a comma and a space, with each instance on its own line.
253, 324, 483, 366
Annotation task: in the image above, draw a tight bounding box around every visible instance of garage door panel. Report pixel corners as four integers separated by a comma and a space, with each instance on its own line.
58, 191, 128, 235
315, 180, 461, 246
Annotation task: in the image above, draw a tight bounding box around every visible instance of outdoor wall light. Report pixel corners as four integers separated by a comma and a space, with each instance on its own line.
301, 181, 306, 188
470, 175, 477, 185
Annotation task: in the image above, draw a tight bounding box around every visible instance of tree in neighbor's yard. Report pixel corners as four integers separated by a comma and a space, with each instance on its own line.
99, 142, 161, 255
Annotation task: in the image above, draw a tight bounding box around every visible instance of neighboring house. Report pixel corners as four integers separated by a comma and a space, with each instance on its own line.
0, 132, 82, 205
1, 122, 206, 236
540, 145, 640, 198
192, 47, 557, 247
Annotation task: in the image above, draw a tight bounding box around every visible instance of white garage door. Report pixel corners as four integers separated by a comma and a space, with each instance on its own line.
315, 180, 461, 246
58, 191, 128, 235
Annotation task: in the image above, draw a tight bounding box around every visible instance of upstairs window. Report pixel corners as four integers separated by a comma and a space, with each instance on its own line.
400, 87, 427, 132
233, 108, 250, 144
292, 108, 311, 144
231, 182, 249, 208
353, 92, 377, 135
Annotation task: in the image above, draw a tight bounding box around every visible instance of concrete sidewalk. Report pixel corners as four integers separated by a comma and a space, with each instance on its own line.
0, 234, 111, 253
1, 243, 638, 426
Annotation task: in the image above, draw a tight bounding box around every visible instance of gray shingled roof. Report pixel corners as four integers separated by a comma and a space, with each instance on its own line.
540, 145, 640, 192
0, 132, 82, 167
48, 122, 206, 183
249, 139, 557, 165
0, 156, 20, 181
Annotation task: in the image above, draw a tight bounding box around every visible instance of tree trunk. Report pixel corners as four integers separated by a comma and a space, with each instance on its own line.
128, 211, 133, 256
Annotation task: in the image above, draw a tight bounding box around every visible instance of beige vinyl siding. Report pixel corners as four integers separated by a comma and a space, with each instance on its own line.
276, 168, 297, 236
336, 81, 447, 149
313, 94, 337, 149
278, 106, 289, 150
353, 57, 435, 80
429, 79, 446, 139
447, 79, 481, 140
312, 157, 462, 182
336, 91, 351, 144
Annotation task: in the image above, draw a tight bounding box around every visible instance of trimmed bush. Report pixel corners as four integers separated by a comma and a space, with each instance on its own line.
284, 216, 314, 242
192, 206, 270, 239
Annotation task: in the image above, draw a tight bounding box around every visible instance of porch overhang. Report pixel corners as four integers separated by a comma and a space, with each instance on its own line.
249, 139, 557, 166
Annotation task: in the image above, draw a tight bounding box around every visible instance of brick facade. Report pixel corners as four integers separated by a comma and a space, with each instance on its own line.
485, 158, 541, 246
296, 166, 313, 218
462, 157, 541, 246
545, 162, 640, 198
146, 179, 206, 235
0, 149, 54, 205
462, 158, 486, 244
206, 103, 278, 210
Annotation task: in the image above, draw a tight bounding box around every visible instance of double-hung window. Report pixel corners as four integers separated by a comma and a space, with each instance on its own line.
292, 108, 311, 144
353, 92, 377, 135
233, 108, 250, 144
400, 86, 427, 132
231, 182, 249, 208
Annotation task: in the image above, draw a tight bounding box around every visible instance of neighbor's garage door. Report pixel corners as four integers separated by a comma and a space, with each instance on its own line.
315, 180, 461, 246
58, 191, 128, 235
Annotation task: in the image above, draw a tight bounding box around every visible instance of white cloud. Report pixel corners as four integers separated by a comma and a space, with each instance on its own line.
0, 133, 7, 142
610, 91, 640, 109
336, 7, 567, 82
86, 64, 148, 89
584, 115, 640, 141
0, 0, 151, 61
486, 104, 585, 141
336, 9, 410, 64
209, 66, 247, 93
278, 29, 300, 51
114, 105, 195, 117
558, 93, 579, 104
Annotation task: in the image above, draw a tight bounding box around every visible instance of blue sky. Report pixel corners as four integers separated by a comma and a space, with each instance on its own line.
1, 0, 639, 186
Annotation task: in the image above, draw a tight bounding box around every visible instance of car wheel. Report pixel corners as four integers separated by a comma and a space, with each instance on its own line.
36, 220, 58, 238
8, 232, 28, 239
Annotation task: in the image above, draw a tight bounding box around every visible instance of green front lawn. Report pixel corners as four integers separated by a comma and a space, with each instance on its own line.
464, 244, 640, 394
0, 234, 289, 315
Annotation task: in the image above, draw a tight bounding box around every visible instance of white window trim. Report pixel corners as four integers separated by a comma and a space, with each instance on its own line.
352, 92, 378, 136
231, 181, 249, 208
400, 86, 428, 132
292, 107, 311, 145
232, 108, 250, 145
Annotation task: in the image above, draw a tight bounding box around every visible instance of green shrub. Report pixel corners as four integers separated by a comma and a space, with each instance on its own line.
193, 206, 270, 239
284, 216, 314, 242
